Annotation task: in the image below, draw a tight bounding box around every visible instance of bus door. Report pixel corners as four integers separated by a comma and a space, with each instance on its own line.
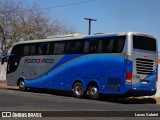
6, 45, 24, 85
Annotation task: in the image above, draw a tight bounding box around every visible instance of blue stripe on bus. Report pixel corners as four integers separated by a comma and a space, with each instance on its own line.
24, 55, 157, 95
25, 54, 86, 80
51, 54, 86, 71
25, 55, 126, 90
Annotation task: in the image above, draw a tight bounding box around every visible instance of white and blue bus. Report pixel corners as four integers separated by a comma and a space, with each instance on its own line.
1, 32, 158, 99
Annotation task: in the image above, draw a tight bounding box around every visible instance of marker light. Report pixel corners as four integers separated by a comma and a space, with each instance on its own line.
126, 72, 132, 85
156, 74, 158, 82
126, 72, 132, 80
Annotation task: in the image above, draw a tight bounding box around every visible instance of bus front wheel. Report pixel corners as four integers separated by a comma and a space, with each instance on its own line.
88, 84, 99, 100
73, 82, 84, 98
18, 80, 25, 91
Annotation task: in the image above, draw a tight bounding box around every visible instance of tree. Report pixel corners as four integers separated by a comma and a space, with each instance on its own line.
0, 0, 76, 56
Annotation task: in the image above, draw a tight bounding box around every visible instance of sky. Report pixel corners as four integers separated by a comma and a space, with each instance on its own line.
19, 0, 160, 51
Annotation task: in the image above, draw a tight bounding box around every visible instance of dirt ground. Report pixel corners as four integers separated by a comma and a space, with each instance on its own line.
0, 81, 6, 87
156, 99, 160, 104
0, 83, 6, 88
0, 81, 18, 89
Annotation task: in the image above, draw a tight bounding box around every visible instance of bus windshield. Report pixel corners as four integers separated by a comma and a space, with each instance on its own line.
133, 35, 156, 51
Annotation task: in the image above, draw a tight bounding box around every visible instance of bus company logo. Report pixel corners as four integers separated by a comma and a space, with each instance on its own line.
2, 112, 11, 118
24, 58, 54, 64
2, 112, 42, 118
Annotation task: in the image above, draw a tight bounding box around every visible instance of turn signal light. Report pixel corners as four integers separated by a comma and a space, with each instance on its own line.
156, 74, 158, 82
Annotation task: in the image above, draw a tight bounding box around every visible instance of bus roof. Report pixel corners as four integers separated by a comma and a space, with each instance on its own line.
16, 32, 156, 45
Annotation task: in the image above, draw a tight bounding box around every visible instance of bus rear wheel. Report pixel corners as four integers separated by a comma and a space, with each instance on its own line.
18, 80, 25, 91
88, 84, 99, 100
73, 82, 84, 98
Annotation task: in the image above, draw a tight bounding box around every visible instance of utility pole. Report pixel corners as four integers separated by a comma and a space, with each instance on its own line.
84, 18, 97, 35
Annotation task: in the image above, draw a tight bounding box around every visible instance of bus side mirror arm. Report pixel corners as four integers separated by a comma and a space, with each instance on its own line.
1, 54, 14, 65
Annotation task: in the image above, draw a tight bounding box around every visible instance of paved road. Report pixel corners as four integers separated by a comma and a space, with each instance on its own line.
0, 88, 160, 120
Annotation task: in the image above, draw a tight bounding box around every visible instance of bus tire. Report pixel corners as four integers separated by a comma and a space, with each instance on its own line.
88, 84, 99, 100
18, 80, 25, 91
73, 82, 84, 98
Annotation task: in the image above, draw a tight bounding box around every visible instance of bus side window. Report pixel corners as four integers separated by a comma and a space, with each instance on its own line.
48, 42, 54, 55
101, 38, 113, 53
107, 39, 114, 53
97, 40, 102, 53
65, 41, 75, 54
101, 37, 125, 53
84, 40, 89, 53
54, 42, 65, 55
74, 40, 84, 54
24, 45, 30, 56
65, 40, 84, 54
89, 39, 99, 53
30, 44, 37, 55
116, 38, 125, 52
39, 43, 48, 55
101, 38, 114, 53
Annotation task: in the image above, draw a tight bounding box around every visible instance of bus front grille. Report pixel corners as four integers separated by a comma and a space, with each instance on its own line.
136, 58, 154, 75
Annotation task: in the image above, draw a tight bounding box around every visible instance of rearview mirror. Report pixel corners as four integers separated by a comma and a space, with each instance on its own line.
1, 54, 14, 65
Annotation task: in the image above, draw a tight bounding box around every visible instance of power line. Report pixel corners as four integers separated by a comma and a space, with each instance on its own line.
29, 0, 95, 11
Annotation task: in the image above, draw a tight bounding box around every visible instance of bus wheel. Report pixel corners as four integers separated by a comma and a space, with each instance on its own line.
88, 84, 99, 100
73, 82, 84, 98
18, 80, 25, 91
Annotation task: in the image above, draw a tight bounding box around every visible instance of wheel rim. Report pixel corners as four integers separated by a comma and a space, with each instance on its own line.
19, 81, 24, 89
90, 87, 98, 96
75, 85, 82, 96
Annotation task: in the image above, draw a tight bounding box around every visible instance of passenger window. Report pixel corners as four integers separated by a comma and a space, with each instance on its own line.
84, 40, 89, 53
54, 42, 65, 54
74, 40, 84, 54
101, 36, 126, 53
65, 41, 75, 54
97, 40, 102, 53
30, 44, 36, 55
48, 42, 54, 55
39, 43, 48, 55
107, 39, 114, 52
89, 40, 99, 53
117, 39, 125, 52
24, 45, 30, 56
